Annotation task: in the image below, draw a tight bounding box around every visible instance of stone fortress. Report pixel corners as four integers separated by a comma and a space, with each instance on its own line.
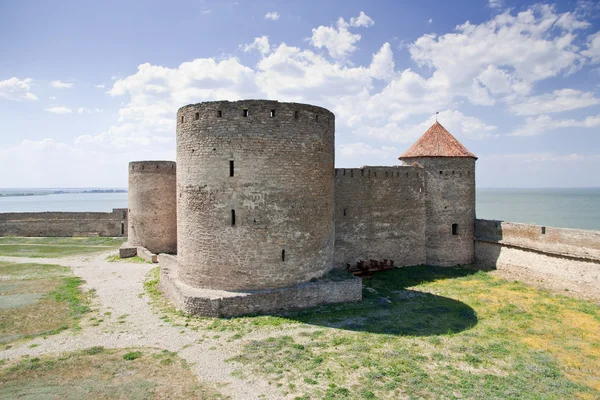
121, 100, 480, 317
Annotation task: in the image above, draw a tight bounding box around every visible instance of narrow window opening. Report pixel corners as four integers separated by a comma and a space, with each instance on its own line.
541, 226, 546, 234
194, 112, 199, 120
343, 208, 347, 216
343, 169, 346, 176
120, 222, 125, 235
452, 223, 458, 236
231, 210, 236, 226
350, 170, 353, 177
282, 249, 286, 262
361, 169, 364, 176
217, 110, 222, 118
315, 114, 319, 122
156, 165, 159, 169
294, 111, 299, 119
270, 109, 276, 117
396, 171, 399, 177
406, 173, 409, 177
374, 171, 377, 177
243, 109, 249, 117
230, 160, 234, 177
440, 171, 443, 175
180, 116, 184, 123
385, 171, 388, 177
452, 171, 455, 175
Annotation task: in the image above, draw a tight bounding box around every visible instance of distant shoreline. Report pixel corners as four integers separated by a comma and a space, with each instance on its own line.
0, 189, 127, 198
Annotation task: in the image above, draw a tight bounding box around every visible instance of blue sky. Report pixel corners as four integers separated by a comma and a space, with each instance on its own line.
1, 0, 599, 188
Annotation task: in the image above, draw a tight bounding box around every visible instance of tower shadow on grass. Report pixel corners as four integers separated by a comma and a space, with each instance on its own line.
285, 266, 479, 336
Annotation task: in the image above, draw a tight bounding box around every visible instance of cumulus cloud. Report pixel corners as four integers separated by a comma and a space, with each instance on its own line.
264, 12, 279, 21
0, 77, 38, 101
510, 114, 600, 136
349, 11, 374, 28
50, 80, 73, 89
310, 12, 373, 59
45, 106, 72, 114
410, 5, 588, 104
507, 89, 600, 116
583, 32, 600, 64
242, 36, 271, 54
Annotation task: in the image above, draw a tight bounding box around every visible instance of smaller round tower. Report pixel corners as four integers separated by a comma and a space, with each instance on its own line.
399, 122, 477, 266
127, 161, 177, 254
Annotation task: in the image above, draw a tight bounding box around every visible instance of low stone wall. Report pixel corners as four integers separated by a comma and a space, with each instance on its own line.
0, 209, 128, 237
475, 219, 600, 299
159, 254, 363, 317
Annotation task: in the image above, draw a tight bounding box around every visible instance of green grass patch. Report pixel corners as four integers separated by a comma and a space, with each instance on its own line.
0, 348, 226, 399
106, 254, 151, 264
0, 262, 91, 344
222, 266, 600, 399
0, 236, 125, 258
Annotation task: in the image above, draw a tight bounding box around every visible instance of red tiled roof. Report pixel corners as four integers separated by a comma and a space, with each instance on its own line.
399, 121, 477, 159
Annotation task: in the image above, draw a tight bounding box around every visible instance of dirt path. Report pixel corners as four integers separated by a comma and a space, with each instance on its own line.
0, 253, 285, 400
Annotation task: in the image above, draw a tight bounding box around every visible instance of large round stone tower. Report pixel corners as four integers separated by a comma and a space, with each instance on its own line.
127, 161, 177, 254
399, 122, 477, 266
175, 100, 336, 291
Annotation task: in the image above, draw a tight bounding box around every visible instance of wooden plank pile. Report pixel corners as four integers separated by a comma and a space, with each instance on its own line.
346, 259, 395, 278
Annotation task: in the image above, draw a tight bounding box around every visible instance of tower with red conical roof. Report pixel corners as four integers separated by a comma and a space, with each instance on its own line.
399, 121, 476, 266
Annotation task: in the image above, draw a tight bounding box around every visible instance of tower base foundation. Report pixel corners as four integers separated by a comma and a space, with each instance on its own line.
158, 254, 362, 317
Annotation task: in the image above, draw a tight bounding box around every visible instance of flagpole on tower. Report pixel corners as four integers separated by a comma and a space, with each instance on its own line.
435, 111, 439, 122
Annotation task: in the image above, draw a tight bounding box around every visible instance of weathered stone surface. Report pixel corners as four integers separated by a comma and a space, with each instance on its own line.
137, 247, 158, 263
399, 157, 476, 266
159, 254, 362, 317
176, 100, 335, 291
0, 209, 128, 237
119, 245, 137, 258
333, 166, 426, 268
127, 161, 177, 255
475, 219, 600, 299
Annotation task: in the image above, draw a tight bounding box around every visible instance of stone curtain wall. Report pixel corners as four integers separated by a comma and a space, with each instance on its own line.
127, 161, 177, 254
176, 100, 335, 291
333, 166, 426, 269
401, 157, 476, 266
475, 219, 600, 299
0, 209, 128, 237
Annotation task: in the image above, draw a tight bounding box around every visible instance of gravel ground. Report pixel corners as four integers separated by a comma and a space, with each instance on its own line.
0, 252, 286, 400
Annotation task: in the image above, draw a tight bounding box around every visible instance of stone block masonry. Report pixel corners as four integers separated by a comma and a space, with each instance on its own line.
475, 219, 600, 299
334, 166, 426, 269
0, 208, 128, 237
159, 254, 362, 317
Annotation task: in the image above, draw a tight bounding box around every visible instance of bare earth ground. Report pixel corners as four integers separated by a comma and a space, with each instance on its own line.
0, 252, 285, 400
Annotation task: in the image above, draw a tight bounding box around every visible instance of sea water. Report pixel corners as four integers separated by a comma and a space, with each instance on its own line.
0, 188, 599, 231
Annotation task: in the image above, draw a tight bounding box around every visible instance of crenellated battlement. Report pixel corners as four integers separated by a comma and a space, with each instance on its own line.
129, 161, 176, 173
335, 166, 423, 179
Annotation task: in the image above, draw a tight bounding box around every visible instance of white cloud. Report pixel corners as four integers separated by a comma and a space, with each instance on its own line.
428, 18, 433, 24
583, 32, 600, 64
510, 114, 600, 136
49, 96, 57, 100
369, 43, 395, 80
264, 12, 279, 21
410, 5, 588, 105
45, 106, 72, 114
50, 80, 73, 89
349, 11, 374, 28
0, 77, 38, 101
310, 12, 374, 59
242, 36, 271, 54
96, 84, 106, 89
488, 0, 503, 9
507, 89, 600, 116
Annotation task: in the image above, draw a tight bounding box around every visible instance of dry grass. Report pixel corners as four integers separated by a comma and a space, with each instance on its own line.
0, 262, 90, 345
0, 347, 227, 399
0, 236, 125, 258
